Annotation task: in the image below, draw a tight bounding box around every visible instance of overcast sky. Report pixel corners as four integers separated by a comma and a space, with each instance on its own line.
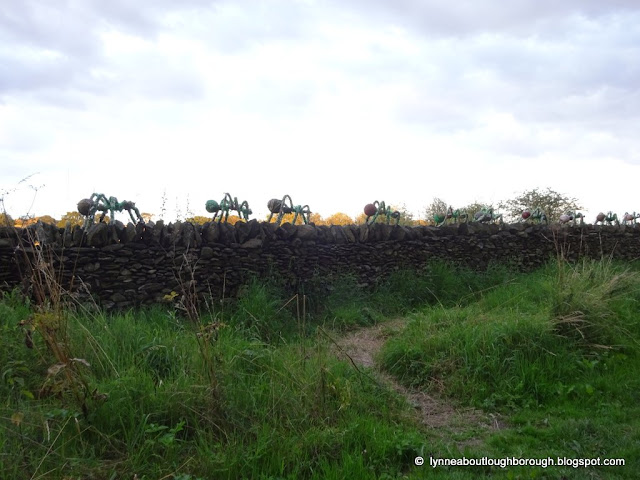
1, 0, 639, 223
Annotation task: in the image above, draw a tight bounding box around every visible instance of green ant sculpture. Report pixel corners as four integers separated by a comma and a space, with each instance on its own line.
558, 211, 584, 226
267, 195, 311, 226
363, 201, 400, 225
622, 212, 640, 226
521, 208, 548, 225
205, 193, 252, 223
473, 207, 503, 224
77, 193, 144, 229
434, 206, 468, 226
595, 211, 619, 226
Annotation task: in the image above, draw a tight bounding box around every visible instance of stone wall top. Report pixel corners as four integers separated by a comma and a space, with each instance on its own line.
0, 220, 633, 251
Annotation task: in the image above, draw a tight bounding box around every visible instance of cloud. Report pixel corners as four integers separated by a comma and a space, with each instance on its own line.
333, 0, 640, 37
2, 0, 640, 221
0, 0, 216, 104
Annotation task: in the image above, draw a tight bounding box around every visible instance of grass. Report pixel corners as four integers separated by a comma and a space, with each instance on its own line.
0, 284, 425, 479
380, 258, 640, 478
1, 258, 639, 478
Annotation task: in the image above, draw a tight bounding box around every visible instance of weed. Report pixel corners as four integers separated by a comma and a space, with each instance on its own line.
551, 258, 640, 350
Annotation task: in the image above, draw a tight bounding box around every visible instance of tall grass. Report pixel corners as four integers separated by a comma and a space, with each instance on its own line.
378, 258, 640, 477
551, 258, 640, 350
2, 257, 639, 478
380, 258, 640, 409
0, 288, 425, 479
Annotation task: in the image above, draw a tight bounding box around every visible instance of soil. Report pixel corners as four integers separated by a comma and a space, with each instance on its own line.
332, 319, 505, 444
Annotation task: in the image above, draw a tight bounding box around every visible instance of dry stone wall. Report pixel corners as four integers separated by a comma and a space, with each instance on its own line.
1, 220, 639, 309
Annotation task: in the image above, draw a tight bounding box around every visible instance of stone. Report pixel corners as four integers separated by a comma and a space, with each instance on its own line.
108, 224, 121, 244
152, 220, 164, 244
84, 262, 101, 272
358, 224, 371, 243
86, 223, 108, 247
30, 221, 59, 245
0, 238, 15, 248
218, 223, 237, 244
181, 222, 197, 248
276, 223, 296, 240
390, 226, 407, 241
110, 292, 126, 303
102, 243, 124, 252
241, 238, 263, 249
122, 223, 137, 243
3, 221, 640, 311
170, 222, 183, 246
236, 219, 260, 243
259, 222, 278, 241
345, 225, 359, 243
296, 224, 318, 241
201, 246, 214, 259
203, 222, 220, 243
330, 225, 347, 244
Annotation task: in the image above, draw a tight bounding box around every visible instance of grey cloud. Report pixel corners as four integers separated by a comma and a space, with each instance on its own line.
180, 1, 314, 54
0, 1, 101, 57
370, 12, 640, 140
0, 0, 216, 104
331, 0, 640, 37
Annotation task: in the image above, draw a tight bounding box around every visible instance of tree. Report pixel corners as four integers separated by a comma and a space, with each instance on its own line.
14, 215, 57, 227
36, 215, 57, 224
57, 211, 84, 228
354, 212, 368, 224
423, 197, 449, 223
309, 212, 325, 225
356, 204, 415, 225
266, 212, 308, 225
391, 204, 416, 226
460, 201, 495, 219
499, 188, 582, 223
413, 219, 430, 226
226, 215, 246, 225
185, 216, 210, 225
0, 213, 13, 226
324, 212, 354, 225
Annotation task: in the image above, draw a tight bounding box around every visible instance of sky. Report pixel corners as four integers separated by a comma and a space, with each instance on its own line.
1, 0, 639, 223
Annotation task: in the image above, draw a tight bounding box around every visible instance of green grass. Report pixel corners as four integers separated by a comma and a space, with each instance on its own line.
0, 288, 425, 479
379, 258, 640, 478
1, 258, 639, 478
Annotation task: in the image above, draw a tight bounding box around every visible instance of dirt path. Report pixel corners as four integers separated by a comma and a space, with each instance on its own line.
333, 319, 504, 442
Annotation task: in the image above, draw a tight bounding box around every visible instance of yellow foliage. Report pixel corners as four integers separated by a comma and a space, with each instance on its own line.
56, 211, 85, 228
0, 213, 13, 226
38, 215, 57, 224
14, 215, 58, 227
356, 212, 389, 224
14, 217, 36, 227
226, 215, 247, 225
324, 212, 354, 226
186, 214, 247, 225
266, 212, 308, 225
163, 291, 179, 302
309, 212, 325, 225
185, 216, 211, 225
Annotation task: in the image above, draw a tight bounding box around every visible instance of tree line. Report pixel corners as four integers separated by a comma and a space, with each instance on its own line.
0, 188, 582, 227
